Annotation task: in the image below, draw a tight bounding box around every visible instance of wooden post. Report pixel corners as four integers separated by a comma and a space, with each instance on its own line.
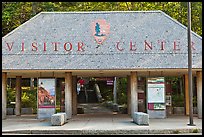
127, 75, 131, 114
185, 74, 189, 115
130, 72, 138, 118
196, 71, 202, 118
15, 76, 22, 116
65, 72, 72, 119
2, 72, 7, 119
72, 76, 77, 115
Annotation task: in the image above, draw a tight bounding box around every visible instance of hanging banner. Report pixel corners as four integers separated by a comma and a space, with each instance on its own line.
37, 78, 56, 119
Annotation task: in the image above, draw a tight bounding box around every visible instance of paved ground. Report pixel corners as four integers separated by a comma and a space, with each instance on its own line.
78, 103, 114, 114
2, 103, 202, 135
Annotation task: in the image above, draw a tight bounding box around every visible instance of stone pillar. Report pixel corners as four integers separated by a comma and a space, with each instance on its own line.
2, 72, 7, 120
196, 71, 202, 119
130, 72, 138, 118
15, 76, 22, 116
127, 75, 131, 114
184, 74, 189, 115
65, 72, 72, 119
72, 76, 77, 115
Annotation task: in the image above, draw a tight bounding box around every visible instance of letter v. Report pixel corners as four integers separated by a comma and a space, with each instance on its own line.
6, 42, 14, 51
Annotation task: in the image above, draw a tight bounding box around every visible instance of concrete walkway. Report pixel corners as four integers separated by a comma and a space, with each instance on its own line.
2, 113, 202, 135
78, 103, 114, 114
2, 103, 202, 135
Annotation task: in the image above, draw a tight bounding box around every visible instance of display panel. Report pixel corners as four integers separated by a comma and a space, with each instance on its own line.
37, 78, 56, 119
147, 77, 165, 103
38, 78, 56, 108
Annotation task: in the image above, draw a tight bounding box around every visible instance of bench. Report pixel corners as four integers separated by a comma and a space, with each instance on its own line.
133, 112, 149, 125
57, 112, 67, 123
51, 113, 65, 126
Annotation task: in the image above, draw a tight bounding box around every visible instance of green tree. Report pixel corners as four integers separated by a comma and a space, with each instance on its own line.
2, 2, 202, 37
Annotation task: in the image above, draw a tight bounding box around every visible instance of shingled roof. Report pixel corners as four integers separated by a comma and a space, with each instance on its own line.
2, 11, 202, 70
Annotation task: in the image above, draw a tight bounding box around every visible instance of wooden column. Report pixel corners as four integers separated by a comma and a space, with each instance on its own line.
184, 74, 189, 115
2, 72, 7, 120
15, 76, 22, 116
127, 75, 131, 114
72, 76, 77, 115
130, 72, 138, 118
196, 71, 202, 118
65, 72, 72, 119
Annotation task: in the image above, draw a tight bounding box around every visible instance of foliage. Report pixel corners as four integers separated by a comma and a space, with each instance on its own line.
172, 130, 180, 134
95, 77, 128, 105
21, 88, 37, 107
7, 78, 37, 89
166, 76, 197, 107
56, 107, 61, 113
172, 94, 184, 107
7, 87, 37, 113
21, 88, 37, 113
56, 86, 61, 106
7, 87, 16, 108
192, 128, 199, 133
2, 2, 202, 37
193, 96, 197, 107
97, 80, 113, 101
165, 77, 179, 91
117, 78, 127, 105
168, 76, 185, 107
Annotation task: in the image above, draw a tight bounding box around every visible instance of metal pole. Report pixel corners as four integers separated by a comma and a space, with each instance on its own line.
187, 2, 195, 126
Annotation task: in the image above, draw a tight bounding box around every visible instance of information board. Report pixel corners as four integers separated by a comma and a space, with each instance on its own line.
147, 77, 165, 103
37, 78, 56, 119
147, 77, 166, 118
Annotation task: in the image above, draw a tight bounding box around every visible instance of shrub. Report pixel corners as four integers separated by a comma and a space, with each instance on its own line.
7, 87, 37, 113
172, 94, 184, 107
7, 87, 16, 108
172, 130, 180, 134
21, 88, 37, 113
192, 129, 199, 133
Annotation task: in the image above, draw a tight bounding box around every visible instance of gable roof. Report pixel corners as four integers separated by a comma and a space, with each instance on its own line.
2, 11, 202, 70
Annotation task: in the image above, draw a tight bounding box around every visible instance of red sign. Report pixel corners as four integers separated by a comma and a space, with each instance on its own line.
4, 40, 196, 53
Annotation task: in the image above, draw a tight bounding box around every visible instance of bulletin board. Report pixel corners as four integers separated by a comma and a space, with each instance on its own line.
147, 77, 165, 109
